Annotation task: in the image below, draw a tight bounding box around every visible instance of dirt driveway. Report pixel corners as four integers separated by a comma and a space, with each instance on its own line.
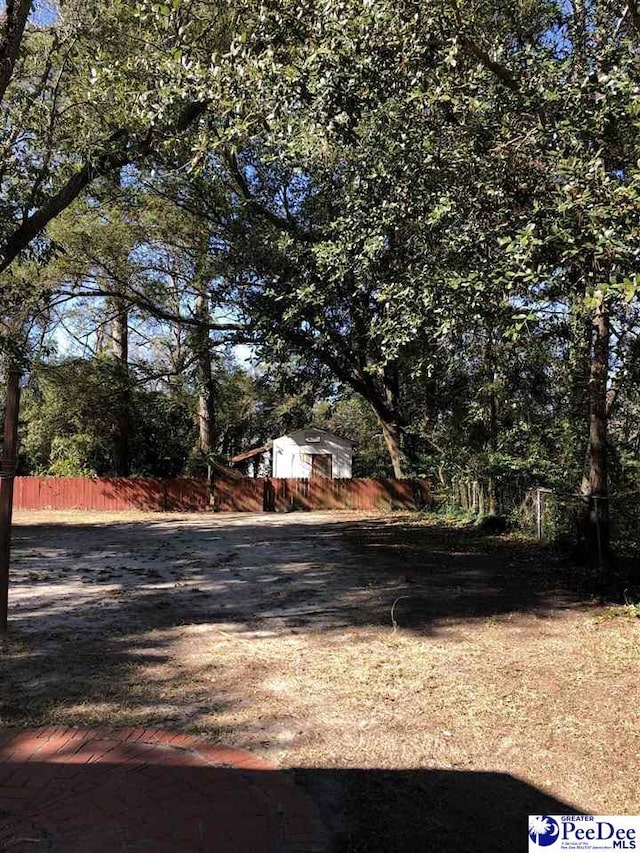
2, 510, 639, 850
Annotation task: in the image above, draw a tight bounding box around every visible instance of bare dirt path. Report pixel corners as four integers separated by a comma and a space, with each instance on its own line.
1, 510, 638, 851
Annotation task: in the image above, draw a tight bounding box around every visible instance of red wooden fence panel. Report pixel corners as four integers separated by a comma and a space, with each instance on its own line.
212, 477, 431, 512
163, 479, 210, 511
13, 477, 210, 512
213, 477, 264, 512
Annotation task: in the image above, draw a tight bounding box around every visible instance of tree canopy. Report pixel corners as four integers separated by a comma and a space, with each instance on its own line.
2, 0, 640, 575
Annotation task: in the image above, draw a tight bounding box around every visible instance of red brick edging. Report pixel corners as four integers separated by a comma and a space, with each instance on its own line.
0, 726, 322, 852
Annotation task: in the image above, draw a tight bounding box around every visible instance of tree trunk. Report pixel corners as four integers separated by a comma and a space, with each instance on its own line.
194, 290, 216, 456
485, 326, 499, 516
379, 417, 405, 479
110, 295, 130, 476
487, 477, 497, 516
580, 302, 611, 575
0, 364, 21, 634
571, 310, 592, 473
477, 481, 486, 517
110, 296, 128, 363
378, 362, 405, 478
197, 390, 215, 453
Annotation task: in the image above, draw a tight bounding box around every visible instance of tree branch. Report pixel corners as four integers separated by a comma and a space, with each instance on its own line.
0, 101, 209, 273
627, 0, 640, 34
448, 0, 520, 94
227, 153, 323, 244
61, 282, 244, 334
0, 0, 32, 106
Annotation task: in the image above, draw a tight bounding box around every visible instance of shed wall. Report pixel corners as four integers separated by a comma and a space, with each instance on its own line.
272, 432, 352, 479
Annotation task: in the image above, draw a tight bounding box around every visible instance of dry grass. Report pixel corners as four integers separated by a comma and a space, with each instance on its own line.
1, 509, 639, 847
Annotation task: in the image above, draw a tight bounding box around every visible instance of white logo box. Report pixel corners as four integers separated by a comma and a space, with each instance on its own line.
529, 816, 640, 851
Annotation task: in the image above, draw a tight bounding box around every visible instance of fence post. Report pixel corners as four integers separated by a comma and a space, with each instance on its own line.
536, 487, 543, 541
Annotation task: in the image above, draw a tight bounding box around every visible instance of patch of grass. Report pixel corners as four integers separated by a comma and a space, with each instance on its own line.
622, 590, 640, 619
597, 591, 640, 623
422, 502, 477, 527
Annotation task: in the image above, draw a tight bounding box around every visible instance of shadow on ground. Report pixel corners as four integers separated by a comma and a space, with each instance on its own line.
300, 765, 582, 852
10, 513, 591, 629
1, 513, 596, 730
0, 755, 582, 852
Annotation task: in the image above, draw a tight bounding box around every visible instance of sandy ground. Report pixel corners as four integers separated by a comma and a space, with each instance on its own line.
1, 510, 639, 850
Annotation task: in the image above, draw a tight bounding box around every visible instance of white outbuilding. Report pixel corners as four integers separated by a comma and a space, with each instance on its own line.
271, 427, 353, 479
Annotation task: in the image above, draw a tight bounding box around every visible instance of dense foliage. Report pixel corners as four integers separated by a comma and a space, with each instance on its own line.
2, 0, 640, 572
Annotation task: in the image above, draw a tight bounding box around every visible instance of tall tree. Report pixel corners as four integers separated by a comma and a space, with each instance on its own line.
449, 0, 640, 566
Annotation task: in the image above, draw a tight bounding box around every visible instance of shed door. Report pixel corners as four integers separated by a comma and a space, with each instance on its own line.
310, 453, 333, 479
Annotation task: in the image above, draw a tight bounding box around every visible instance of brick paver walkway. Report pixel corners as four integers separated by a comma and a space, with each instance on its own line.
0, 727, 324, 852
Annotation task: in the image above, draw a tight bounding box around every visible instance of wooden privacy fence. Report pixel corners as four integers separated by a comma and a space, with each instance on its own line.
12, 477, 210, 512
213, 477, 432, 512
11, 475, 431, 513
